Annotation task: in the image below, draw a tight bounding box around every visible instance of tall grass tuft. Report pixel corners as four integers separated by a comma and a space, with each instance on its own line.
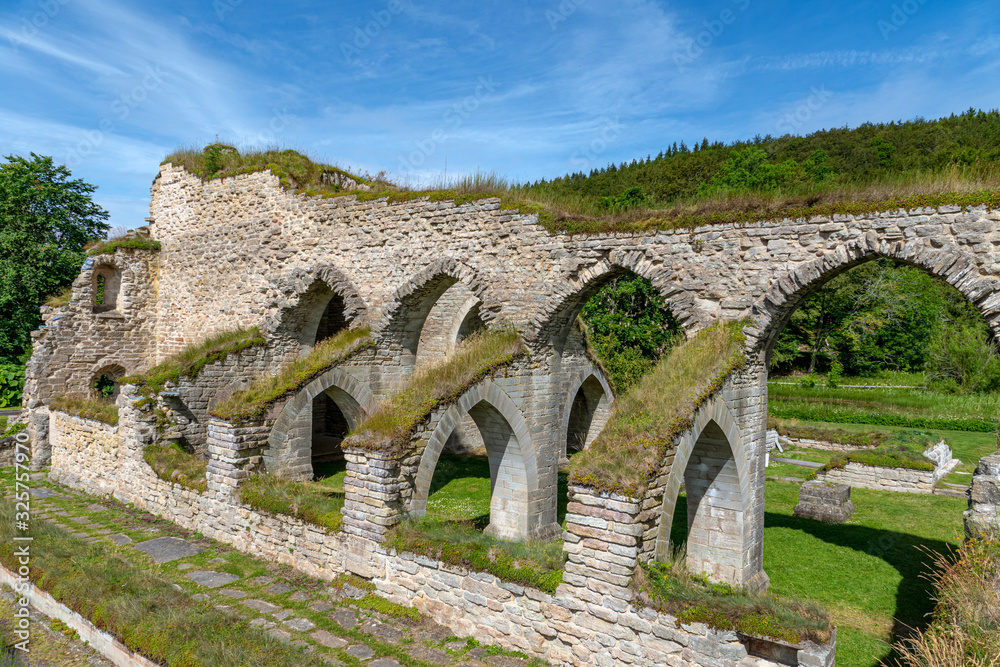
567, 321, 748, 496
895, 534, 1000, 666
210, 327, 373, 423
238, 474, 345, 532
142, 443, 208, 492
346, 329, 524, 454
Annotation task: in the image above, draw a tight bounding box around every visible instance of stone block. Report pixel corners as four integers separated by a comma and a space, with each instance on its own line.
793, 480, 854, 524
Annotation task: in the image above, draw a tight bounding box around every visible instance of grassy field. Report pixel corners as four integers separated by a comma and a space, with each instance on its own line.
663, 479, 968, 667
768, 381, 1000, 432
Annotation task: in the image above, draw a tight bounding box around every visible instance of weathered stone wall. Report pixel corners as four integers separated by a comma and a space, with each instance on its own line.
43, 396, 834, 667
818, 462, 939, 494
965, 453, 1000, 536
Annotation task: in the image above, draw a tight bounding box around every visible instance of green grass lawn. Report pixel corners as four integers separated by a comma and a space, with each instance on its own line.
424, 454, 571, 526
768, 382, 1000, 432
665, 480, 967, 667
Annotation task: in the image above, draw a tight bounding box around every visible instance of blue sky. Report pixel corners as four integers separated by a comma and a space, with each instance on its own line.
2, 0, 999, 230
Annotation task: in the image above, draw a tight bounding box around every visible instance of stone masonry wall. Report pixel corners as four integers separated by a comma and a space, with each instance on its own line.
818, 462, 938, 494
44, 399, 834, 667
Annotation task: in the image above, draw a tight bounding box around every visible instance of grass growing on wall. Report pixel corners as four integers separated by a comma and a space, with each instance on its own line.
567, 320, 748, 497
210, 327, 373, 423
143, 444, 208, 493
238, 470, 345, 533
346, 329, 524, 454
86, 237, 161, 256
44, 285, 73, 307
387, 518, 566, 593
635, 553, 831, 645
49, 395, 119, 426
123, 327, 267, 395
817, 430, 938, 473
0, 498, 330, 667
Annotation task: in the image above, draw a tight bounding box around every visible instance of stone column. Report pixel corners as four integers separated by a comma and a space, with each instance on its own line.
965, 453, 1000, 537
341, 447, 404, 543
205, 419, 269, 497
559, 485, 641, 604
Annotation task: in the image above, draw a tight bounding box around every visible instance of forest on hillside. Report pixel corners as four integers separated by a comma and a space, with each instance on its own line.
522, 109, 1000, 208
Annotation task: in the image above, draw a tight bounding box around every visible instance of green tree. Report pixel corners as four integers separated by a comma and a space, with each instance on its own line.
580, 274, 682, 393
0, 154, 109, 362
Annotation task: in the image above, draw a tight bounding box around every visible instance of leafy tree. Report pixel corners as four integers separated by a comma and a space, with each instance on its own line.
0, 154, 109, 362
580, 274, 681, 393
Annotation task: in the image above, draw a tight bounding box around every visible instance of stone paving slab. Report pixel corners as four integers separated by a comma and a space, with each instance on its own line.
186, 571, 240, 589
346, 644, 375, 660
243, 599, 282, 613
28, 488, 61, 498
134, 536, 203, 563
332, 608, 357, 629
218, 589, 247, 599
107, 533, 132, 545
266, 582, 296, 595
371, 659, 403, 667
284, 617, 316, 632
310, 629, 348, 649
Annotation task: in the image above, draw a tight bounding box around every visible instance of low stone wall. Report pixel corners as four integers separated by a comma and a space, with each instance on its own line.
41, 393, 834, 667
818, 461, 939, 494
965, 453, 1000, 537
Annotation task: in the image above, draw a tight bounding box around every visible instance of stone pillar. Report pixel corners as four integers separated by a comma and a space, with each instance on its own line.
341, 447, 404, 543
27, 406, 50, 470
559, 485, 641, 604
205, 419, 269, 497
965, 453, 1000, 537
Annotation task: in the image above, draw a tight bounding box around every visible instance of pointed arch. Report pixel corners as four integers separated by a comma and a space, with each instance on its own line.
409, 380, 554, 540
264, 264, 368, 349
748, 236, 999, 360
263, 368, 376, 480
377, 258, 501, 366
525, 250, 695, 355
653, 397, 751, 587
560, 368, 613, 460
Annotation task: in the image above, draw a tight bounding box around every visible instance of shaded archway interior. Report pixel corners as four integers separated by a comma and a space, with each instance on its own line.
565, 375, 611, 456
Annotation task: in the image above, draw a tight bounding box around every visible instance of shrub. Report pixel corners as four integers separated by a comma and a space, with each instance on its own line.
49, 395, 119, 426
0, 364, 23, 409
567, 321, 748, 497
210, 327, 373, 423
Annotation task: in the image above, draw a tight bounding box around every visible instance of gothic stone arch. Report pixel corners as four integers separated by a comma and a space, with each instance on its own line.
264, 367, 376, 480
408, 380, 556, 541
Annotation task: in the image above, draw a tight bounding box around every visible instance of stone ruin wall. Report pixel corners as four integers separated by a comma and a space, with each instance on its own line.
43, 390, 835, 667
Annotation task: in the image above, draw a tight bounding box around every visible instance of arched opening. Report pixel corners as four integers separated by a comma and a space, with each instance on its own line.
682, 420, 745, 581
754, 249, 1000, 660
91, 364, 125, 400
415, 280, 484, 368
315, 293, 348, 344
311, 391, 350, 468
565, 374, 611, 456
92, 265, 120, 313
410, 382, 553, 541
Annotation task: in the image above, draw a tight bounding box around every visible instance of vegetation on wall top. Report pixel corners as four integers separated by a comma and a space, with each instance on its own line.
209, 327, 373, 424
345, 329, 524, 455
123, 327, 267, 397
567, 320, 748, 497
165, 110, 1000, 236
818, 429, 938, 473
86, 236, 162, 256
49, 395, 119, 426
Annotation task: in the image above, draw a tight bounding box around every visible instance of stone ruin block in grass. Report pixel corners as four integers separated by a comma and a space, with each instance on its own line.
793, 480, 855, 524
965, 453, 1000, 538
